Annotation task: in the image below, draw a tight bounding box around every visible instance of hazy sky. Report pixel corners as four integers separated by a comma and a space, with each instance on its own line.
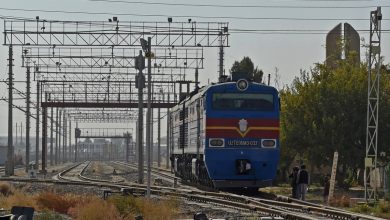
0, 0, 389, 137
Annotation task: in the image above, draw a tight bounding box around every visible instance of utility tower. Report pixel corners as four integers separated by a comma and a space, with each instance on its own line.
365, 7, 382, 202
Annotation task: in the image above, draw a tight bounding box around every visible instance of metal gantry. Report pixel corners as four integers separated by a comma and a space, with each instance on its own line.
76, 127, 133, 138
39, 80, 190, 108
3, 18, 229, 183
67, 109, 139, 123
74, 127, 134, 162
23, 47, 204, 70
365, 7, 382, 202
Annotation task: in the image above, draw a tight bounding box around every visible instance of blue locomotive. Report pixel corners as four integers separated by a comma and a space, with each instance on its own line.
169, 75, 280, 190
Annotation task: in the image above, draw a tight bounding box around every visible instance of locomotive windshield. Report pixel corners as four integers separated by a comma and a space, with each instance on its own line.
212, 93, 274, 111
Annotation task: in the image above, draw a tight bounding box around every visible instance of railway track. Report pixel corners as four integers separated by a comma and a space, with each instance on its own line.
0, 161, 386, 220
111, 161, 179, 185
56, 162, 310, 218
218, 193, 385, 220
73, 161, 388, 220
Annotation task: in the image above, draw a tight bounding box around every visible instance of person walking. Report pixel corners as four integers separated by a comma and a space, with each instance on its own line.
296, 164, 309, 201
289, 166, 299, 198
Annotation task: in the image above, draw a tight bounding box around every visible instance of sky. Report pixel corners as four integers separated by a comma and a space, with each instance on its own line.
0, 0, 389, 138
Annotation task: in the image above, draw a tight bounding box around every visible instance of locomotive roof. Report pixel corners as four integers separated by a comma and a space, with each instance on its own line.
170, 81, 276, 112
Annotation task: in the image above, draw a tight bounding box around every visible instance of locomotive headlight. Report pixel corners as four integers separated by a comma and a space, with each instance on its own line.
209, 138, 225, 147
261, 139, 276, 148
236, 79, 249, 91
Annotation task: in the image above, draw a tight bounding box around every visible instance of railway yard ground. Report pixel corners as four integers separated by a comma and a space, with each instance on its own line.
0, 161, 389, 220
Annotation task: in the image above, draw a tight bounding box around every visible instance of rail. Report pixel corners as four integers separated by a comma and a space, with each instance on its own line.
0, 162, 386, 220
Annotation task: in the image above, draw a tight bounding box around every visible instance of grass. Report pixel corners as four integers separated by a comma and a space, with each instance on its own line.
261, 184, 292, 196
3, 180, 389, 219
35, 191, 80, 214
133, 197, 179, 220
266, 184, 390, 219
68, 197, 122, 220
349, 201, 390, 219
0, 183, 36, 209
34, 210, 67, 220
0, 182, 179, 219
108, 195, 179, 220
262, 184, 326, 203
108, 194, 140, 218
90, 161, 104, 175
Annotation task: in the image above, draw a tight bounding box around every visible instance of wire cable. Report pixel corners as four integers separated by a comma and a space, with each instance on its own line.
2, 13, 389, 35
88, 0, 390, 9
0, 7, 388, 21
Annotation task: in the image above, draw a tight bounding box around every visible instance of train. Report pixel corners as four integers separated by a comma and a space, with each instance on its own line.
169, 73, 280, 190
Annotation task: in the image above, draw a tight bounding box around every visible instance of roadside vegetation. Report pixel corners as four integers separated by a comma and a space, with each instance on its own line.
349, 201, 390, 219
0, 182, 179, 219
275, 53, 390, 217
279, 54, 390, 184
262, 184, 390, 218
232, 52, 390, 218
231, 54, 390, 188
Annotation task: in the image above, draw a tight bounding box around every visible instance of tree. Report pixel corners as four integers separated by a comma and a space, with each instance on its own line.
382, 64, 390, 74
280, 55, 390, 186
253, 68, 264, 83
230, 57, 264, 83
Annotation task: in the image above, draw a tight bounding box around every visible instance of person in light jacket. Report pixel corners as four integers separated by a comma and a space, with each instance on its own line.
296, 164, 309, 201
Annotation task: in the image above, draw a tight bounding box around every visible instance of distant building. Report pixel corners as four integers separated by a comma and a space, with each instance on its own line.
326, 23, 360, 68
344, 23, 361, 65
326, 23, 342, 69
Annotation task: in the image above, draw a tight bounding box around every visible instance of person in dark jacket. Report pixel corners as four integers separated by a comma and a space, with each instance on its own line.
289, 166, 299, 198
296, 164, 309, 201
323, 174, 330, 203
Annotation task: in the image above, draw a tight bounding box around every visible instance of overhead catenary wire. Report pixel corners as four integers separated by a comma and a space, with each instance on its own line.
0, 7, 389, 22
2, 13, 389, 35
88, 0, 390, 9
229, 29, 390, 34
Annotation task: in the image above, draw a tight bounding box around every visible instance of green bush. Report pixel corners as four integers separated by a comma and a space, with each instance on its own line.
386, 192, 390, 202
350, 204, 371, 213
376, 202, 390, 213
339, 168, 357, 190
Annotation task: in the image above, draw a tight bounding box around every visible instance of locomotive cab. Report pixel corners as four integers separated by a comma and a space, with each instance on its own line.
169, 75, 280, 190
204, 79, 280, 189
